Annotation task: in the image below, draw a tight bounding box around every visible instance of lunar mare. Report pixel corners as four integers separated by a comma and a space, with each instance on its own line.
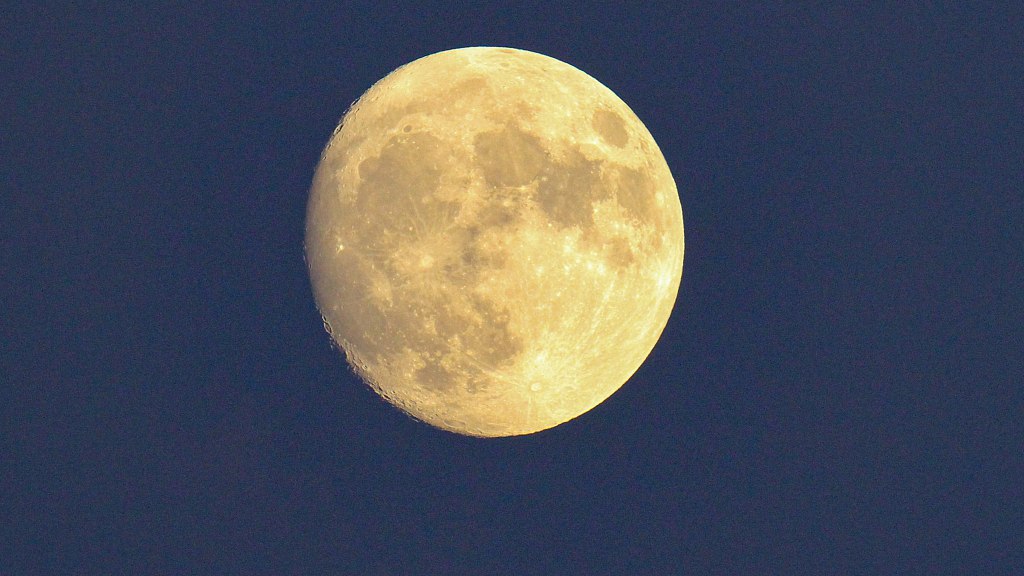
306, 47, 684, 437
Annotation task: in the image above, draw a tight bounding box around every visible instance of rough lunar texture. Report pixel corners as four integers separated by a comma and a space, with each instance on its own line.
306, 47, 684, 436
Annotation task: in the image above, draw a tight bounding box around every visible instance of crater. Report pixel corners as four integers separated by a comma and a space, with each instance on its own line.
592, 109, 629, 148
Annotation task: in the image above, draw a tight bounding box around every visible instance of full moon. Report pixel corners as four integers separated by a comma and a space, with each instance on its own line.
306, 47, 684, 437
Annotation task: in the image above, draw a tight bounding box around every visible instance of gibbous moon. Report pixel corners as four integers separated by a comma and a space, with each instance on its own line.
306, 47, 684, 437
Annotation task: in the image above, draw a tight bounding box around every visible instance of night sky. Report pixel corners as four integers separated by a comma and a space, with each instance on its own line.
5, 3, 1023, 574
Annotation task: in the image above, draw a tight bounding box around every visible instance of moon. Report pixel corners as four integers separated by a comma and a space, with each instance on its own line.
306, 47, 684, 437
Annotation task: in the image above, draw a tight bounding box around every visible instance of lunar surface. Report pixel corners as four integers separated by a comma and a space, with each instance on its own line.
306, 47, 684, 437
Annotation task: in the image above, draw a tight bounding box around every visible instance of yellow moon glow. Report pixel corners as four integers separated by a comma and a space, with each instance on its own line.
306, 47, 684, 437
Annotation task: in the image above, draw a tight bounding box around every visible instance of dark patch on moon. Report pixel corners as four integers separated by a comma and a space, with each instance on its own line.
354, 132, 460, 253
592, 109, 629, 148
474, 124, 620, 231
357, 132, 446, 220
474, 124, 548, 187
605, 237, 635, 267
535, 148, 605, 229
445, 76, 490, 104
459, 233, 509, 271
614, 165, 657, 224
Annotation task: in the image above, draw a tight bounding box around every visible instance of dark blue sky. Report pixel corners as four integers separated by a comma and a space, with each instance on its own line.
5, 2, 1023, 574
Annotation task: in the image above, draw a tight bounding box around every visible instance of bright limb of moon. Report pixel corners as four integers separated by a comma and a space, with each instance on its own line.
306, 47, 684, 437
